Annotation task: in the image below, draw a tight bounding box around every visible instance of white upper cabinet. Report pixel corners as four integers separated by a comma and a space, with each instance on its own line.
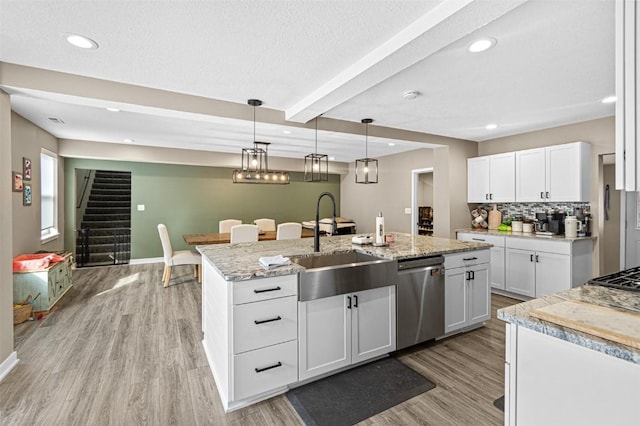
515, 142, 591, 203
467, 152, 515, 203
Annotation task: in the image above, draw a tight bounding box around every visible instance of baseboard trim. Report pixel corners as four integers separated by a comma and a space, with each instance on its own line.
0, 351, 19, 382
129, 257, 164, 265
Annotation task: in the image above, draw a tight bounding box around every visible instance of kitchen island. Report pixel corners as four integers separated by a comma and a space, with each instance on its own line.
498, 286, 640, 425
197, 233, 491, 412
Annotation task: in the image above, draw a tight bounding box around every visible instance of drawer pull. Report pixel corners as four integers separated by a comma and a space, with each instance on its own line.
255, 361, 282, 373
253, 286, 281, 294
254, 316, 282, 325
462, 257, 478, 261
472, 238, 485, 242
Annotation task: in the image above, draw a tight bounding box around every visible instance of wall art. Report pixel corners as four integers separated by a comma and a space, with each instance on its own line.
23, 184, 32, 206
23, 157, 32, 181
13, 171, 23, 192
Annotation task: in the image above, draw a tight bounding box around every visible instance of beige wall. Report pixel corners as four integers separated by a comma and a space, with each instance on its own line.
0, 91, 13, 371
341, 138, 478, 238
602, 164, 621, 274
12, 113, 65, 255
478, 116, 615, 275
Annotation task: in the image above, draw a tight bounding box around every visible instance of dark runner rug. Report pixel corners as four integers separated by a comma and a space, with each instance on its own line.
493, 395, 505, 411
286, 357, 436, 426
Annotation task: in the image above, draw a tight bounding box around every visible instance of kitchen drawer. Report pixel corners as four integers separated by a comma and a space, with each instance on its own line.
457, 233, 505, 247
233, 295, 297, 354
444, 249, 490, 270
232, 339, 298, 401
506, 237, 571, 255
233, 275, 297, 305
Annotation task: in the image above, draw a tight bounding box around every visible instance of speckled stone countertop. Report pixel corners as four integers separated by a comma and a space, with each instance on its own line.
456, 228, 596, 241
197, 232, 490, 282
498, 285, 640, 364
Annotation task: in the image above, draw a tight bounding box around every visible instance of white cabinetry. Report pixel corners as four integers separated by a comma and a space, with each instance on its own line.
505, 325, 640, 425
467, 153, 515, 203
443, 250, 491, 335
515, 142, 591, 202
202, 259, 299, 412
505, 237, 592, 298
456, 233, 505, 290
298, 286, 396, 381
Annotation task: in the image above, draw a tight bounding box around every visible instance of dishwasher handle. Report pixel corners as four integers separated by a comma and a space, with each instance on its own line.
397, 265, 443, 276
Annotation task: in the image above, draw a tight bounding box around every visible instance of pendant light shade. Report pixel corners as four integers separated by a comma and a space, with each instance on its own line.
232, 99, 290, 184
304, 116, 329, 182
355, 118, 378, 184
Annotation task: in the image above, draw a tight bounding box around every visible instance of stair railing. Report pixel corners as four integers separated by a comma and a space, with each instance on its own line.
76, 169, 93, 208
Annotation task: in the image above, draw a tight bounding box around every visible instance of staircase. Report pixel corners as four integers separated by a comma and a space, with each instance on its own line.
76, 170, 131, 267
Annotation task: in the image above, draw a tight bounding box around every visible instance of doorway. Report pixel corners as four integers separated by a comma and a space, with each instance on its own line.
601, 155, 621, 273
411, 168, 433, 235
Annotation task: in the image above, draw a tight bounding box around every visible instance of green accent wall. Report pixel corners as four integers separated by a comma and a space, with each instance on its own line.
64, 158, 341, 259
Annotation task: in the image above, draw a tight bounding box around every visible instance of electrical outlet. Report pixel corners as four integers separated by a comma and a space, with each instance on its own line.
137, 204, 145, 211
404, 207, 411, 214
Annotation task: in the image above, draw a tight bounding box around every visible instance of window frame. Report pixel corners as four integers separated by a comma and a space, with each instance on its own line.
40, 148, 59, 243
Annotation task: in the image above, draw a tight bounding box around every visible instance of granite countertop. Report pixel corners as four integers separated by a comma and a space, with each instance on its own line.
456, 228, 597, 241
197, 232, 491, 282
498, 285, 640, 364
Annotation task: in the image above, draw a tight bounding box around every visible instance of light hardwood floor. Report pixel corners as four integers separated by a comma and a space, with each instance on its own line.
1, 263, 519, 425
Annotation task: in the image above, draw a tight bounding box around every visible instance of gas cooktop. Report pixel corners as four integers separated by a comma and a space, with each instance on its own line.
588, 266, 640, 292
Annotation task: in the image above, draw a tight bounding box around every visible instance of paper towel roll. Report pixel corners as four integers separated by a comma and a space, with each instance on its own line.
376, 213, 385, 245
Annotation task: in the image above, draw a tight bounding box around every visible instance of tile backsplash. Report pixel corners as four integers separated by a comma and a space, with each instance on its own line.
478, 202, 591, 220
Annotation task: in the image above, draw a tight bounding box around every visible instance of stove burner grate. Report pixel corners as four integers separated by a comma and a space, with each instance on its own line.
589, 266, 640, 292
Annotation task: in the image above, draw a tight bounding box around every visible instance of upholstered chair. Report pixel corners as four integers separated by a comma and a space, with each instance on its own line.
230, 224, 259, 243
219, 219, 242, 233
276, 222, 302, 240
157, 224, 201, 287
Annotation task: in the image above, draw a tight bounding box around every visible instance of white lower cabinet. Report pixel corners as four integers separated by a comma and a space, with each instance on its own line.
505, 237, 590, 298
457, 233, 505, 290
443, 250, 491, 335
298, 286, 396, 381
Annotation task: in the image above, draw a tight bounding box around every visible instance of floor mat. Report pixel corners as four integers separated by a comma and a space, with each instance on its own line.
287, 357, 436, 426
493, 396, 505, 411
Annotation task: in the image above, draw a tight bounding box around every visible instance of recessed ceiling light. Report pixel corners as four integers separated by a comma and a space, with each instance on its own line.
388, 143, 396, 146
283, 130, 292, 134
601, 96, 617, 104
106, 107, 120, 112
123, 138, 135, 143
485, 123, 498, 130
64, 33, 99, 50
403, 90, 420, 100
468, 37, 496, 53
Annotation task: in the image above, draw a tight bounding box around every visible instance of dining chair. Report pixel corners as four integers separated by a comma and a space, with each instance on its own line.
230, 224, 259, 243
254, 218, 276, 232
276, 222, 302, 240
157, 224, 201, 287
219, 219, 242, 233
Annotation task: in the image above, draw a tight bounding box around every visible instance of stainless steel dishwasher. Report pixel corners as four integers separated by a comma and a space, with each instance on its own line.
396, 255, 445, 350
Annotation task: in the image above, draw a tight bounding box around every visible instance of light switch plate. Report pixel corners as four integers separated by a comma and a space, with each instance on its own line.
137, 204, 145, 211
404, 207, 411, 214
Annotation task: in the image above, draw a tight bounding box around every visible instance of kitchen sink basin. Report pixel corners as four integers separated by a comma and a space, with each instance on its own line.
291, 251, 396, 301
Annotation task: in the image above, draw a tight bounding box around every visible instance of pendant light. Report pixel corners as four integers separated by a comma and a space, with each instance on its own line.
232, 99, 290, 184
355, 118, 378, 184
304, 116, 329, 182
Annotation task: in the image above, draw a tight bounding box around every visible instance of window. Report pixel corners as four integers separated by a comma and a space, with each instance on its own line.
41, 149, 59, 242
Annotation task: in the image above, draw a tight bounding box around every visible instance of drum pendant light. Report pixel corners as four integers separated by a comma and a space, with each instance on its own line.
304, 116, 329, 182
355, 118, 378, 184
232, 99, 290, 184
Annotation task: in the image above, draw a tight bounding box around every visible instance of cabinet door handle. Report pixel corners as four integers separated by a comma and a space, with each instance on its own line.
472, 238, 485, 242
347, 296, 352, 309
254, 286, 281, 294
463, 257, 478, 261
546, 192, 550, 199
485, 193, 489, 200
255, 362, 282, 373
489, 193, 493, 200
536, 255, 539, 263
465, 271, 470, 281
530, 254, 534, 262
540, 191, 544, 199
354, 295, 358, 308
254, 316, 282, 325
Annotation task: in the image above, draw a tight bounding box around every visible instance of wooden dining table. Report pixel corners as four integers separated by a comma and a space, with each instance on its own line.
183, 228, 315, 245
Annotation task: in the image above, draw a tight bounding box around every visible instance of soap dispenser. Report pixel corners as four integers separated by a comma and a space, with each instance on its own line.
375, 211, 385, 246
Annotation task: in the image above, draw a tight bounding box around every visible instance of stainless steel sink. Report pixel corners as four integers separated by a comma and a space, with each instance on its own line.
291, 251, 396, 301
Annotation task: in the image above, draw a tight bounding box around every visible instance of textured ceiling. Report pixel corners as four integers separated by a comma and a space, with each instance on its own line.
0, 0, 615, 161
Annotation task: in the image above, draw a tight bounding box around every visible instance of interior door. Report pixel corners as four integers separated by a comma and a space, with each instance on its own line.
624, 191, 640, 268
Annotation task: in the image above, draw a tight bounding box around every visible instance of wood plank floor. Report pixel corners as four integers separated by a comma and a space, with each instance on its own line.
1, 263, 519, 425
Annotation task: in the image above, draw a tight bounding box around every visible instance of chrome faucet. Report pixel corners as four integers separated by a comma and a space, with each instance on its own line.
314, 192, 338, 252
